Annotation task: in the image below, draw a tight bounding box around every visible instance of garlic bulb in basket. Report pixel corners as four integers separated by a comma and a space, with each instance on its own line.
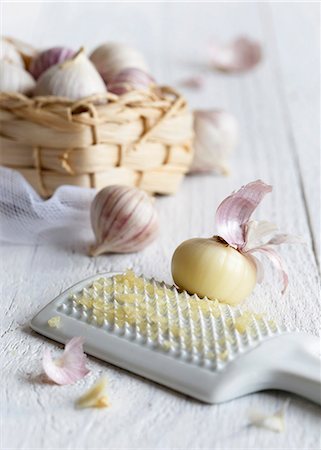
90, 42, 149, 84
90, 185, 159, 255
108, 68, 155, 95
1, 38, 24, 67
172, 180, 301, 305
34, 48, 107, 100
29, 46, 75, 79
190, 110, 238, 175
0, 60, 35, 94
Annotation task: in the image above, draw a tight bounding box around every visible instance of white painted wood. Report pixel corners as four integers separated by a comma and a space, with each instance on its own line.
1, 2, 320, 450
264, 2, 320, 268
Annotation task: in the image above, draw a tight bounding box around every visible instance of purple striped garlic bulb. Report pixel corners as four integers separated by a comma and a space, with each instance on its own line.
29, 47, 75, 79
90, 42, 149, 85
90, 185, 159, 255
108, 68, 155, 95
190, 110, 238, 175
34, 48, 107, 100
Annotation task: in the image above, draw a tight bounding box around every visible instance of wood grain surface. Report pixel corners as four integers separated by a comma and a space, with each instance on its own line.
1, 2, 320, 449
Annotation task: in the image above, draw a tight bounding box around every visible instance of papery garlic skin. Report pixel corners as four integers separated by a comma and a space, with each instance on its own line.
90, 185, 159, 255
0, 60, 35, 94
90, 42, 149, 84
209, 37, 262, 73
29, 46, 75, 80
190, 110, 238, 175
108, 68, 155, 95
1, 38, 25, 67
171, 237, 257, 305
34, 48, 107, 100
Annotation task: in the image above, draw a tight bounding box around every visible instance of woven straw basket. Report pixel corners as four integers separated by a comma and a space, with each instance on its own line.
0, 86, 194, 197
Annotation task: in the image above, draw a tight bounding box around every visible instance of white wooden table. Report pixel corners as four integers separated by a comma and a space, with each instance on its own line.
1, 3, 320, 449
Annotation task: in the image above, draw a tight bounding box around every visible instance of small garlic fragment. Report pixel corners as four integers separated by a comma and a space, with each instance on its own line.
190, 110, 238, 175
1, 38, 25, 68
248, 400, 290, 432
29, 46, 75, 80
75, 376, 109, 409
34, 47, 107, 100
48, 316, 61, 328
108, 68, 155, 95
0, 60, 35, 94
90, 185, 159, 255
90, 42, 149, 84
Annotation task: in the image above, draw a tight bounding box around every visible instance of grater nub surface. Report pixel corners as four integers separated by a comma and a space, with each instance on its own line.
56, 271, 288, 372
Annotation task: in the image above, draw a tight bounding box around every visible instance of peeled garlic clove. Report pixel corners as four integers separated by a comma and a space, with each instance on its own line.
29, 46, 75, 80
190, 110, 238, 175
108, 68, 155, 95
90, 42, 149, 84
90, 185, 159, 255
1, 38, 25, 67
0, 60, 35, 94
171, 237, 257, 306
34, 48, 107, 100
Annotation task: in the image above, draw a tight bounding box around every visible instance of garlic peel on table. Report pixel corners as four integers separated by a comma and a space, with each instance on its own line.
172, 180, 301, 305
42, 337, 90, 385
209, 36, 262, 73
90, 185, 159, 255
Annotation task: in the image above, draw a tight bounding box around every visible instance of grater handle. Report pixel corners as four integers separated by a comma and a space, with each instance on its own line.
273, 333, 321, 405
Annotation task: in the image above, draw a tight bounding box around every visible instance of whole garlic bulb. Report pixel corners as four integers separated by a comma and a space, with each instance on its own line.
90, 185, 159, 255
1, 38, 25, 67
0, 60, 35, 94
90, 42, 149, 84
34, 48, 107, 100
171, 237, 257, 306
190, 110, 238, 175
108, 68, 155, 95
29, 46, 75, 80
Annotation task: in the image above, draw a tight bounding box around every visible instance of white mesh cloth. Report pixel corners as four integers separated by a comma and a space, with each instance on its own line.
0, 167, 95, 245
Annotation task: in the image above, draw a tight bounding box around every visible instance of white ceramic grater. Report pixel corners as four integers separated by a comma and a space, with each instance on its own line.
30, 271, 321, 405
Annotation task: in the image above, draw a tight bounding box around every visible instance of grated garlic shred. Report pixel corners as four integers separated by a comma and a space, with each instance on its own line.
75, 376, 109, 409
48, 316, 61, 328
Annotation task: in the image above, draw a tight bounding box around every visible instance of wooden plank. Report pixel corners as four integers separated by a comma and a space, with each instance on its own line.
263, 2, 320, 267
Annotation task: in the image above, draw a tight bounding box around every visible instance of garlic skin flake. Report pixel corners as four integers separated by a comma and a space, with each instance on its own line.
34, 48, 107, 100
190, 110, 238, 175
75, 376, 109, 409
0, 60, 35, 94
42, 336, 90, 385
90, 42, 149, 84
90, 185, 159, 255
209, 36, 262, 73
29, 46, 75, 80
